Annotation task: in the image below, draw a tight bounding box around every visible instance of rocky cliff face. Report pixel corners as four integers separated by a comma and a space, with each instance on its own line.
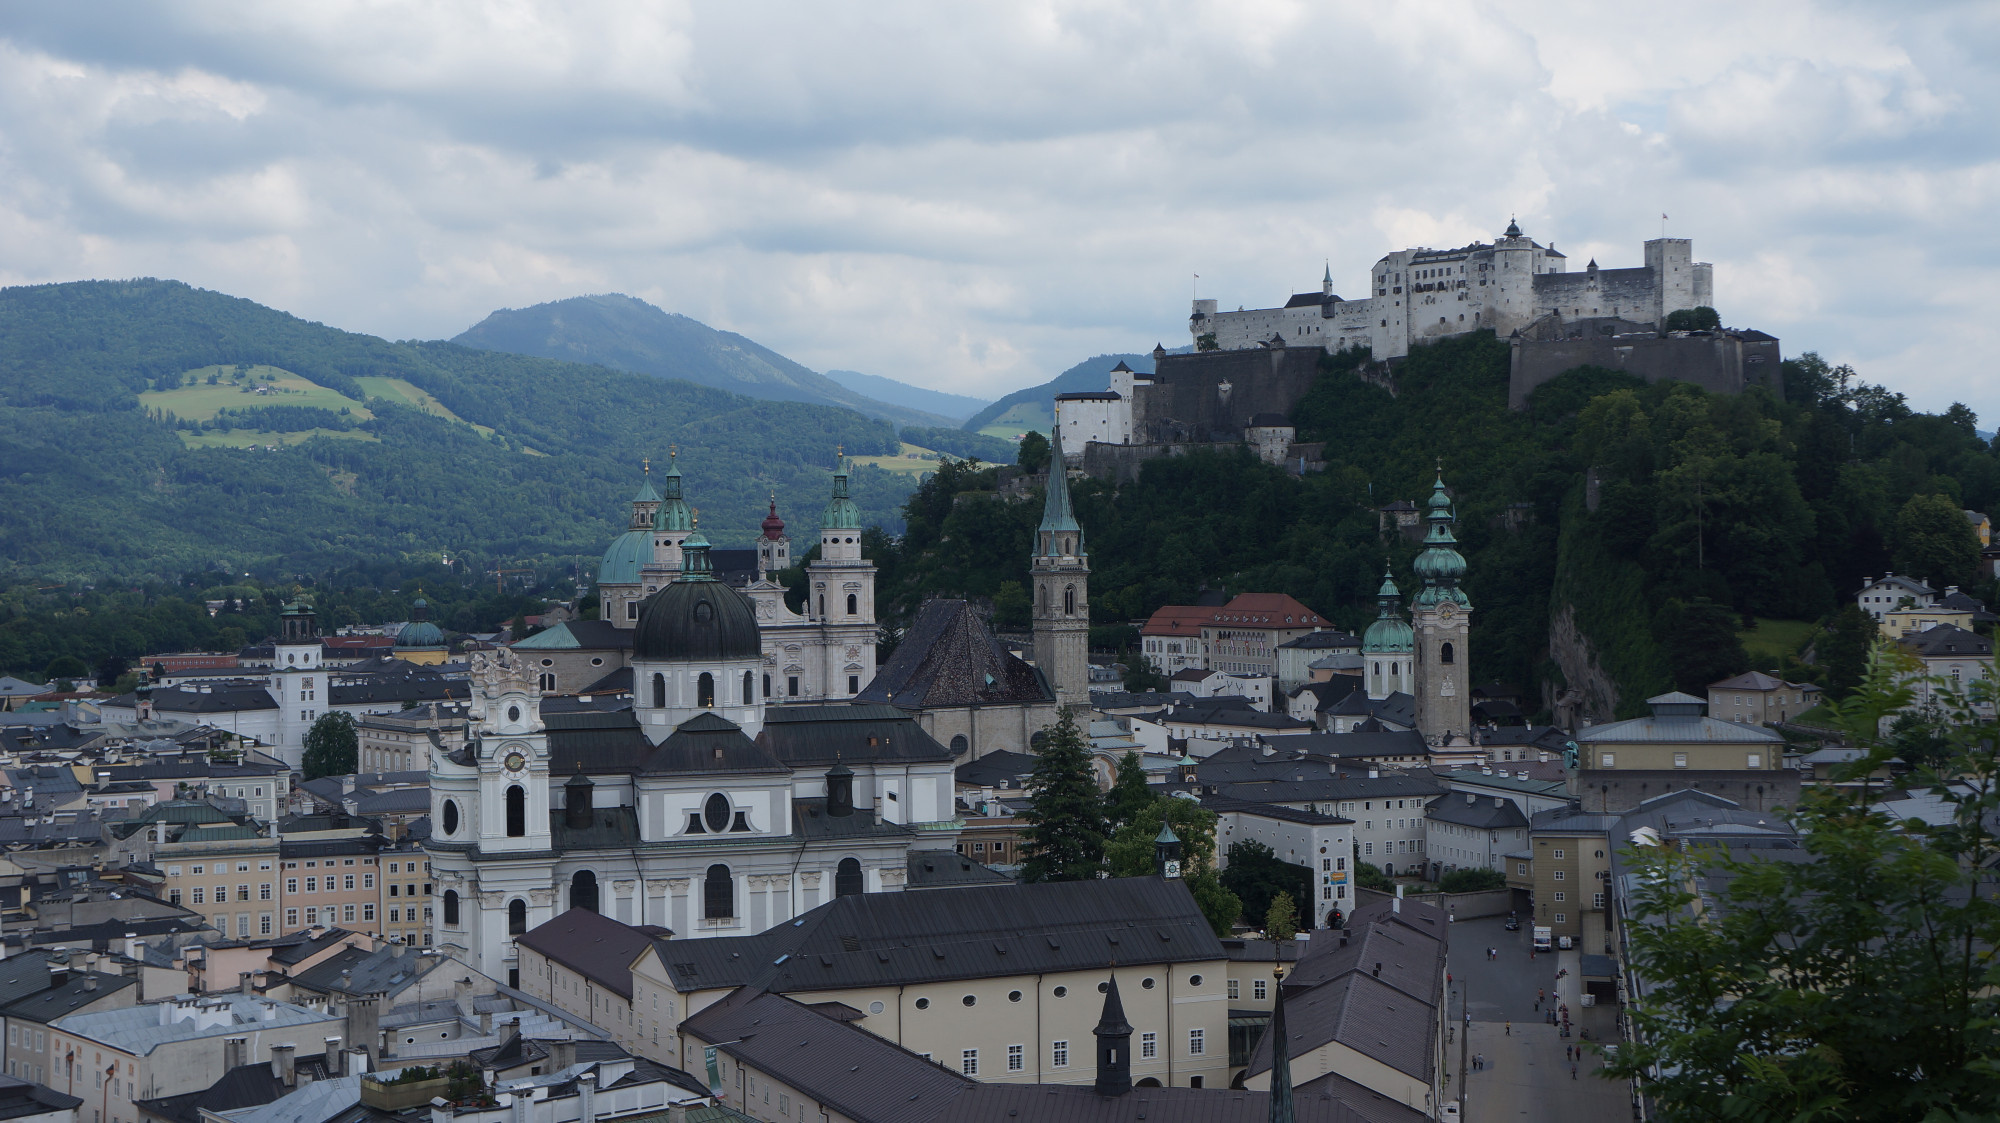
1547, 602, 1621, 725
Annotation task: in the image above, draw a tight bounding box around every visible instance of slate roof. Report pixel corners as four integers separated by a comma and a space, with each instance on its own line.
1262, 731, 1430, 760
905, 851, 1014, 889
511, 620, 635, 652
131, 685, 279, 714
758, 705, 955, 768
647, 877, 1223, 994
132, 1059, 336, 1123
351, 788, 429, 816
1201, 794, 1349, 826
953, 751, 1038, 788
516, 908, 673, 999
682, 990, 1374, 1123
1576, 707, 1784, 745
543, 711, 787, 778
1903, 623, 1993, 658
1277, 631, 1361, 651
289, 944, 439, 998
0, 1078, 82, 1119
1246, 900, 1446, 1085
1322, 691, 1416, 727
579, 666, 634, 695
1148, 703, 1313, 733
854, 600, 1053, 710
1425, 795, 1530, 830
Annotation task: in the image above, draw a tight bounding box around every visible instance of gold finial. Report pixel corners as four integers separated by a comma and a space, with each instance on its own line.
643, 456, 650, 474
670, 445, 678, 460
836, 443, 844, 459
691, 508, 699, 528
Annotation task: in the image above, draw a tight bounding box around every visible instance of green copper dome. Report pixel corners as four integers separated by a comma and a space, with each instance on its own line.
598, 530, 652, 586
822, 456, 861, 531
1361, 568, 1414, 653
396, 596, 445, 648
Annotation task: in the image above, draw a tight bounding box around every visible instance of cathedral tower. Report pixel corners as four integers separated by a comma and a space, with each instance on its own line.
805, 455, 877, 699
1032, 428, 1091, 710
1410, 469, 1472, 740
651, 451, 694, 573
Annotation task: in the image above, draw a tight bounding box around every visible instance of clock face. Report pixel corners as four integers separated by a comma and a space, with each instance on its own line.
1439, 602, 1458, 621
504, 752, 526, 773
1163, 860, 1182, 879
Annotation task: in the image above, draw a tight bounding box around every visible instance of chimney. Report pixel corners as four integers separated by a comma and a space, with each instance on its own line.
325, 1037, 342, 1077
240, 971, 255, 995
224, 1037, 246, 1071
273, 1043, 297, 1087
1465, 793, 1475, 804
453, 975, 473, 1016
345, 993, 381, 1066
155, 820, 167, 845
348, 1047, 370, 1079
1393, 884, 1403, 914
576, 1071, 598, 1123
84, 976, 98, 992
1372, 962, 1382, 978
125, 933, 141, 961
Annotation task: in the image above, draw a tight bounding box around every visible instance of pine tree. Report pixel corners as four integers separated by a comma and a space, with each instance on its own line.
1104, 751, 1153, 827
1019, 709, 1109, 883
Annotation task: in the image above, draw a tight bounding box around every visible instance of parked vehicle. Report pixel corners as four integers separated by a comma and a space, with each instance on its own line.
1533, 925, 1553, 952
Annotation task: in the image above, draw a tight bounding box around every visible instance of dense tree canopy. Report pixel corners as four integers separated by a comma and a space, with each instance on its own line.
301, 711, 359, 779
1017, 710, 1109, 884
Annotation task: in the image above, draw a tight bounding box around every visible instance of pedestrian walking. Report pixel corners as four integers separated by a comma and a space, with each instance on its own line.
1572, 1063, 1579, 1080
1505, 1022, 1511, 1036
1538, 988, 1545, 1003
1534, 999, 1540, 1013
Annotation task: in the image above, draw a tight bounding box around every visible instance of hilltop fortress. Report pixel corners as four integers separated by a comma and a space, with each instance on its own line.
1191, 218, 1713, 359
1059, 220, 1779, 478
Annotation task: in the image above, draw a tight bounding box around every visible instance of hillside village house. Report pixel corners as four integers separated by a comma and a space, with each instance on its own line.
1706, 672, 1821, 726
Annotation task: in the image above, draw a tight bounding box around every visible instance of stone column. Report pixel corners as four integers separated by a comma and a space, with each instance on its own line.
612, 880, 637, 925
643, 879, 671, 929
879, 866, 908, 892
799, 871, 822, 913
664, 878, 690, 936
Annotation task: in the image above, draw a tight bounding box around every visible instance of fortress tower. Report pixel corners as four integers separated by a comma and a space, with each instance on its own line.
1032, 427, 1092, 711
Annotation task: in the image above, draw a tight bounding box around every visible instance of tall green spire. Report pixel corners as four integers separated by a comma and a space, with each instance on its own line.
1036, 426, 1084, 557
1412, 467, 1470, 608
656, 450, 693, 533
822, 451, 861, 530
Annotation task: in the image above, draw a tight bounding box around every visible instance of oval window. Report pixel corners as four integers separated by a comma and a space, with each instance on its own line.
1142, 977, 1155, 989
1189, 974, 1203, 987
867, 1001, 884, 1015
1008, 990, 1022, 1002
441, 800, 459, 835
704, 793, 731, 834
1052, 986, 1067, 998
913, 998, 930, 1010
694, 601, 715, 623
507, 705, 521, 723
1097, 982, 1109, 994
962, 995, 976, 1007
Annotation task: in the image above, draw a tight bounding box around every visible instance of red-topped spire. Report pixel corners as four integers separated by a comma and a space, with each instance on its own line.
761, 494, 786, 540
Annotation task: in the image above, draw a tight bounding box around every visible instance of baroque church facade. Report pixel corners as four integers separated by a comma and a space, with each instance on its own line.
591, 454, 877, 705
426, 530, 962, 983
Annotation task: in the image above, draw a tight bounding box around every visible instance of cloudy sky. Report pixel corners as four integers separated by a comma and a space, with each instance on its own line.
1, 2, 1995, 411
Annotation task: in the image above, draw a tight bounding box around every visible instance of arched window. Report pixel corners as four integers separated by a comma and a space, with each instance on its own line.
442, 890, 460, 926
949, 734, 968, 756
1039, 585, 1049, 613
836, 857, 864, 898
703, 864, 733, 919
698, 672, 715, 708
1064, 584, 1076, 615
742, 671, 754, 704
846, 593, 858, 616
652, 673, 666, 709
538, 672, 556, 692
505, 784, 525, 837
508, 899, 527, 935
763, 673, 771, 698
1440, 642, 1455, 665
1031, 730, 1049, 751
570, 870, 598, 913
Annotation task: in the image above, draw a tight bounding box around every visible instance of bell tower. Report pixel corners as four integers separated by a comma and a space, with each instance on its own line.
1410, 468, 1472, 741
1031, 427, 1091, 710
806, 453, 877, 700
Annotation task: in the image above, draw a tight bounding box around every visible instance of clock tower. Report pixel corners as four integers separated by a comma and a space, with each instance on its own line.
1410, 468, 1472, 742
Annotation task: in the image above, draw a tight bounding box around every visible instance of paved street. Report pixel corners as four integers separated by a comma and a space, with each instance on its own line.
1441, 914, 1633, 1122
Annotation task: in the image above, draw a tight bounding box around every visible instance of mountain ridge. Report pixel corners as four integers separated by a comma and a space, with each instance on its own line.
453, 293, 957, 428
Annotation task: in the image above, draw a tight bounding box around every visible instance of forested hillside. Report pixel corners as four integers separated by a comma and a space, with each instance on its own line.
0, 280, 918, 579
873, 333, 1998, 720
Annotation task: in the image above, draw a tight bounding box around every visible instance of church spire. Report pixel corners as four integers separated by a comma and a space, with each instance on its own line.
656, 449, 692, 533
822, 452, 861, 531
1093, 974, 1133, 1097
1036, 427, 1084, 558
1413, 467, 1470, 608
1267, 967, 1294, 1123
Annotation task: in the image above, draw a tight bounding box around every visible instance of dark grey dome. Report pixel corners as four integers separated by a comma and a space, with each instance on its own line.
633, 579, 761, 662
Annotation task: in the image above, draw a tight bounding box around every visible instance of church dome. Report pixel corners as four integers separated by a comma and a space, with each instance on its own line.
761, 498, 786, 541
598, 529, 651, 586
1362, 612, 1414, 654
396, 597, 445, 648
632, 535, 762, 662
